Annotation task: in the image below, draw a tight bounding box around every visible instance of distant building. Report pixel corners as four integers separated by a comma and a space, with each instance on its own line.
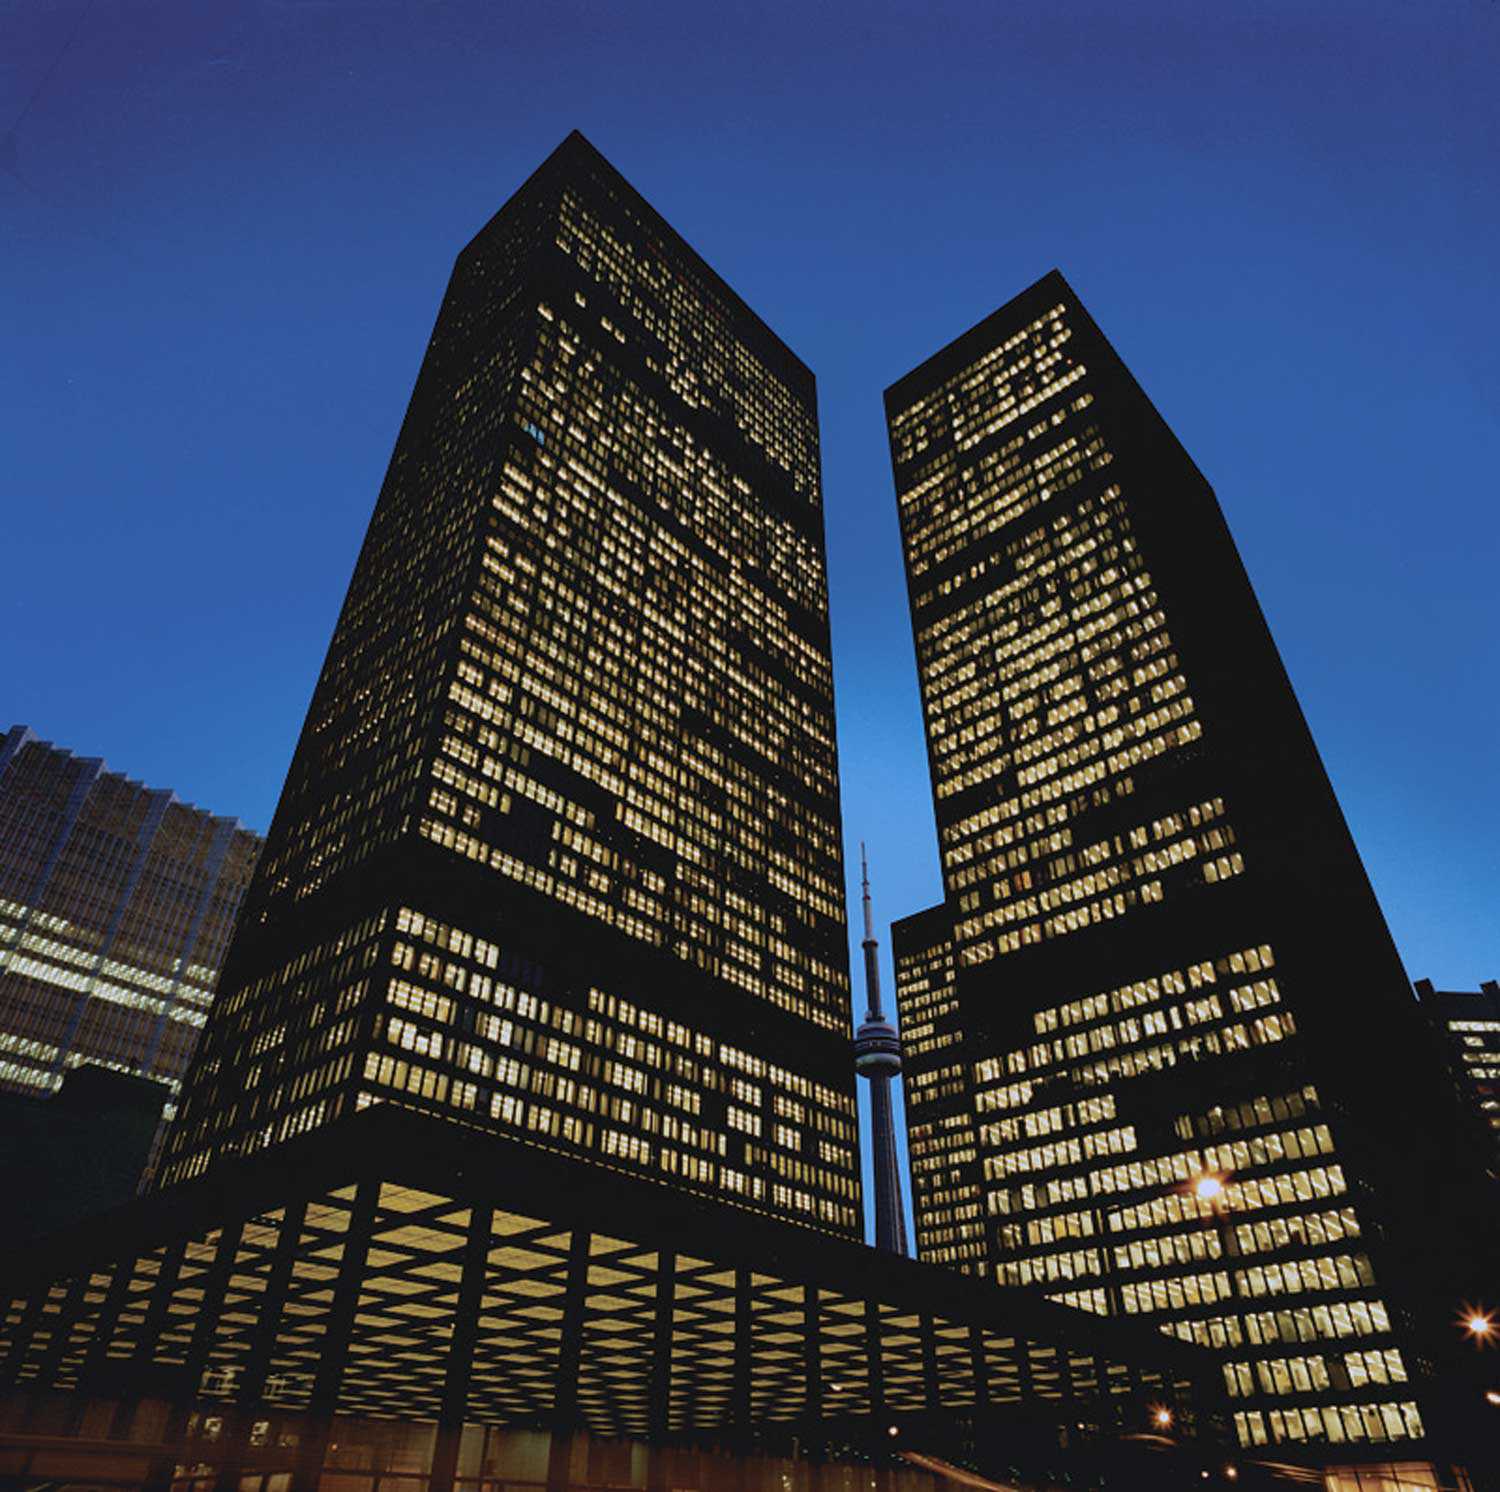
0, 1064, 168, 1240
0, 725, 262, 1166
883, 271, 1498, 1482
1414, 978, 1500, 1172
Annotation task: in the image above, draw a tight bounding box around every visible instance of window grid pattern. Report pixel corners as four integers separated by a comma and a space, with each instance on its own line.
893, 303, 1236, 969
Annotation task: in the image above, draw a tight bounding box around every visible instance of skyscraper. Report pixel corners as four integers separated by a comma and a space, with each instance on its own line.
159, 133, 862, 1240
885, 272, 1496, 1476
0, 725, 261, 1162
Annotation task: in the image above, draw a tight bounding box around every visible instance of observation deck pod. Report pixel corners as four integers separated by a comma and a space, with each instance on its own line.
855, 1015, 903, 1076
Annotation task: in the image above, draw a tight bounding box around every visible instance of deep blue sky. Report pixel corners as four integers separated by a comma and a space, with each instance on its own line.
5, 1, 1496, 1239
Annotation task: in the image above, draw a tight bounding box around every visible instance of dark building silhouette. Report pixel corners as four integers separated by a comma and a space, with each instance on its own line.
1414, 977, 1500, 1175
885, 272, 1497, 1483
0, 1064, 168, 1241
0, 726, 261, 1170
157, 132, 861, 1241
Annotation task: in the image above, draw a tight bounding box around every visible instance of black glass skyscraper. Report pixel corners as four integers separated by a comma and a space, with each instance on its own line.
159, 133, 861, 1239
886, 272, 1496, 1478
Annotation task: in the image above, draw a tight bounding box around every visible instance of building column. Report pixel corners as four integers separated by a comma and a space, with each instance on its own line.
545, 1228, 591, 1492
863, 1301, 886, 1424
732, 1268, 753, 1445
289, 1181, 381, 1492
920, 1314, 940, 1413
142, 1216, 247, 1492
211, 1199, 308, 1492
37, 1272, 94, 1394
968, 1325, 990, 1412
646, 1250, 676, 1448
801, 1284, 822, 1458
109, 1240, 188, 1439
430, 1203, 493, 1492
644, 1250, 679, 1492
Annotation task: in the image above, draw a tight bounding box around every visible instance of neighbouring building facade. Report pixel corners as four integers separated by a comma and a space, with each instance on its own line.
156, 132, 861, 1240
0, 725, 261, 1161
1414, 977, 1500, 1174
884, 271, 1497, 1481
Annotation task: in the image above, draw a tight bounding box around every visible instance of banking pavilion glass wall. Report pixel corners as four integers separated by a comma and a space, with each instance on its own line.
158, 133, 859, 1238
884, 271, 1491, 1470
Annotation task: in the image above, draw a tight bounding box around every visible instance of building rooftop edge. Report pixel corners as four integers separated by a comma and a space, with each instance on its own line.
2, 723, 260, 838
883, 267, 1074, 410
466, 129, 818, 397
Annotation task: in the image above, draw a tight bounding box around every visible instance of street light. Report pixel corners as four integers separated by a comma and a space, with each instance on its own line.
1152, 1406, 1174, 1430
1460, 1306, 1495, 1345
1191, 1172, 1226, 1203
1484, 1389, 1500, 1407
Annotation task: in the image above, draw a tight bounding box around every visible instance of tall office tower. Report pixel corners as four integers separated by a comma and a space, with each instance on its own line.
852, 848, 909, 1254
158, 133, 861, 1239
0, 726, 261, 1146
1414, 977, 1500, 1174
885, 272, 1496, 1474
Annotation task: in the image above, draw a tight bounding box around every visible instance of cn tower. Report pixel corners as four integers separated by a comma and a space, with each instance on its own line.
852, 845, 910, 1255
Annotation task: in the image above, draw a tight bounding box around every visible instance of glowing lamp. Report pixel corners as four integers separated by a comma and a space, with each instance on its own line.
1463, 1310, 1495, 1341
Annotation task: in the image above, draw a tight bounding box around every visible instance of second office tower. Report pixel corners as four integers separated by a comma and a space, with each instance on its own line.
886, 271, 1495, 1468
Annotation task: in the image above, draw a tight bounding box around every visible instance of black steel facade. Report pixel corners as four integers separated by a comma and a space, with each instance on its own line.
158, 134, 859, 1239
885, 272, 1497, 1477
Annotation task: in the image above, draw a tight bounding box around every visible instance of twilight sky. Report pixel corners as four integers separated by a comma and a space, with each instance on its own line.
4, 0, 1497, 1239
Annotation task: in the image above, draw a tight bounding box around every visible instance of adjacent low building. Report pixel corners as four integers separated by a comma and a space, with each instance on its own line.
0, 1065, 169, 1240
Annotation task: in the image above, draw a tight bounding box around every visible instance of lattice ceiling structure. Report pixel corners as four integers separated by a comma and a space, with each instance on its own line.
2, 1106, 1226, 1487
